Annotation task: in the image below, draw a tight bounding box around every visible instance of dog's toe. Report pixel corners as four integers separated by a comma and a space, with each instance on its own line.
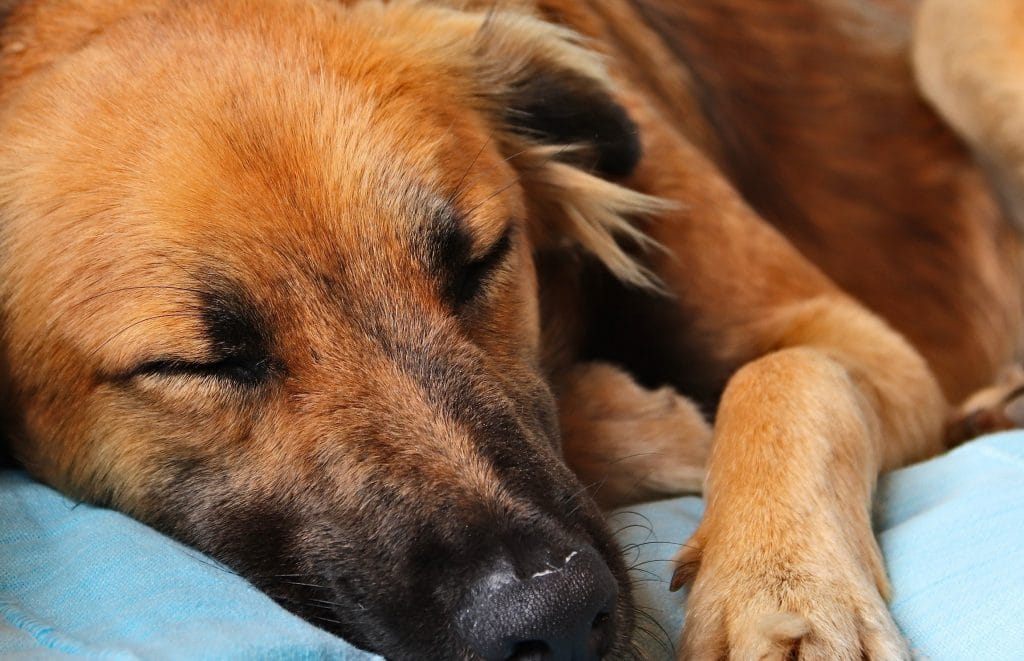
948, 364, 1024, 445
673, 522, 910, 661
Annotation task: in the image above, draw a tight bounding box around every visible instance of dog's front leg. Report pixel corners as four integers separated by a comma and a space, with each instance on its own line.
671, 298, 946, 660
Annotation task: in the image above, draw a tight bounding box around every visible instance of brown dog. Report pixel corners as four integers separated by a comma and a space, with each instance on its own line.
0, 0, 1020, 659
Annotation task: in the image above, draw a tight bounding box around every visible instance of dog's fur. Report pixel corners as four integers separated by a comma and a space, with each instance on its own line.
1, 0, 1021, 659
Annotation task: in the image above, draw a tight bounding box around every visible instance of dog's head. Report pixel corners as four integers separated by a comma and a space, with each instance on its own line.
0, 1, 658, 658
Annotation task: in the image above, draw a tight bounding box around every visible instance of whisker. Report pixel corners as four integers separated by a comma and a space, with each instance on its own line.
628, 576, 668, 585
500, 145, 533, 166
463, 176, 521, 217
609, 510, 656, 536
461, 144, 578, 216
605, 450, 664, 466
632, 622, 669, 657
564, 477, 609, 518
448, 127, 497, 206
621, 540, 682, 548
611, 522, 656, 538
532, 143, 575, 168
625, 565, 661, 581
278, 579, 333, 590
176, 549, 240, 576
307, 597, 343, 608
274, 595, 346, 628
564, 479, 601, 505
613, 513, 657, 564
627, 557, 679, 569
444, 144, 535, 209
631, 605, 676, 658
309, 613, 346, 627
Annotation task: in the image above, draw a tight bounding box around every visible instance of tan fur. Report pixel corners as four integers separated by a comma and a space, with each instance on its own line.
914, 0, 1024, 227
558, 362, 711, 508
0, 0, 1022, 659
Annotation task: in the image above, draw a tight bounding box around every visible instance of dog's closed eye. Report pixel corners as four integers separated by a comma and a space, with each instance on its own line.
450, 227, 514, 307
118, 276, 278, 388
128, 355, 275, 387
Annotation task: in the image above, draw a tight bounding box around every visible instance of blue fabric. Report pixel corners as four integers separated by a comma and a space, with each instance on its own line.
0, 473, 374, 660
2, 432, 1022, 660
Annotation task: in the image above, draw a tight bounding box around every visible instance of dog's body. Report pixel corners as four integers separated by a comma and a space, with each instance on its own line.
1, 0, 1021, 659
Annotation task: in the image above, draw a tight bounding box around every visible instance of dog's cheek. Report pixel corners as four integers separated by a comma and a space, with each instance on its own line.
139, 459, 312, 585
204, 488, 463, 657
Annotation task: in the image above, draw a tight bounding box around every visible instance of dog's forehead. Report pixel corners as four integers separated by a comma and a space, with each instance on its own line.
4, 0, 513, 223
150, 124, 518, 311
136, 64, 517, 276
6, 24, 515, 272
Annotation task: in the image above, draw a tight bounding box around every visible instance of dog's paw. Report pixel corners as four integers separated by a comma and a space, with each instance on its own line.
947, 364, 1024, 446
670, 525, 909, 660
558, 362, 711, 508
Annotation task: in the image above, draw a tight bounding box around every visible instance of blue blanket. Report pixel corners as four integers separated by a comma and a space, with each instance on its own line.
3, 432, 1023, 660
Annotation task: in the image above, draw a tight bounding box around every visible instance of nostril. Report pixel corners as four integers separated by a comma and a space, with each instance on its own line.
508, 640, 551, 660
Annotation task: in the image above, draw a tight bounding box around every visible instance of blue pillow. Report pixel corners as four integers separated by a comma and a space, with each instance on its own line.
3, 432, 1023, 660
0, 474, 374, 660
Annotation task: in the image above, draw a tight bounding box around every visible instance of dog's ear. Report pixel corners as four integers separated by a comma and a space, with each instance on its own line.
491, 59, 641, 179
471, 13, 641, 179
467, 11, 667, 288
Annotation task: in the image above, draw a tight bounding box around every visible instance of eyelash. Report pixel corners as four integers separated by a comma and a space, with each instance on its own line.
451, 229, 514, 307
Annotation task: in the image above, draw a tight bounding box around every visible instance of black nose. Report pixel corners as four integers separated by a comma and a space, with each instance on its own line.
457, 545, 618, 661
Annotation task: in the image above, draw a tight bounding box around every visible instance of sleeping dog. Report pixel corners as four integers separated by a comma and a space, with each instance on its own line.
1, 0, 1021, 659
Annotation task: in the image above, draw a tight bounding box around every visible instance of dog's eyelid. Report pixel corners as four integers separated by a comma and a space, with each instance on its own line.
452, 225, 515, 307
470, 224, 515, 265
123, 354, 276, 387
